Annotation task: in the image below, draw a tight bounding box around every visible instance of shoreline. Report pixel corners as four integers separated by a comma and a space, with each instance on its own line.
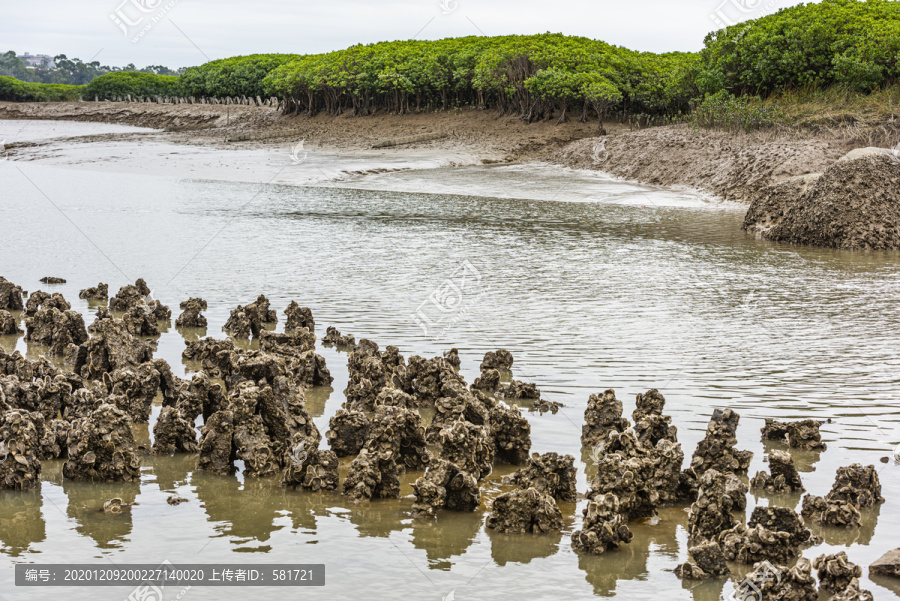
0, 101, 856, 204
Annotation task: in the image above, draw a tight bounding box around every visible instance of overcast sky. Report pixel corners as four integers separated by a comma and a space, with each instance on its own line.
3, 0, 815, 68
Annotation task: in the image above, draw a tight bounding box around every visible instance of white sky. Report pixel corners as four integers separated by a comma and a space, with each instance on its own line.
2, 0, 814, 69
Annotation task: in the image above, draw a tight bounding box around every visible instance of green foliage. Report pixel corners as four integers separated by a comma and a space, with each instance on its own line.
255, 34, 695, 120
0, 51, 29, 80
1, 51, 182, 86
692, 0, 900, 96
691, 90, 784, 132
0, 75, 83, 101
5, 1, 898, 124
82, 71, 180, 100
179, 54, 300, 99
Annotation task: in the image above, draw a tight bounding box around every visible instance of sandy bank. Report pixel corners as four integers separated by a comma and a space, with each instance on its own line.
0, 101, 597, 163
544, 126, 853, 204
0, 101, 866, 208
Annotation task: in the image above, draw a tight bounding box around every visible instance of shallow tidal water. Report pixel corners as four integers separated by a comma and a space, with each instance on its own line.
1, 120, 899, 601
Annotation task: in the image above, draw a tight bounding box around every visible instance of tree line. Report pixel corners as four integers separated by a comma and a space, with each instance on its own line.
2, 0, 898, 128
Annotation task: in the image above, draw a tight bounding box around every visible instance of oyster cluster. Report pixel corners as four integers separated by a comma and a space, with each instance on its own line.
801, 463, 884, 528
0, 309, 20, 335
813, 552, 863, 595
322, 326, 355, 347
687, 469, 746, 541
587, 427, 684, 519
719, 505, 820, 565
281, 433, 339, 492
480, 349, 513, 371
175, 297, 208, 328
761, 418, 826, 450
0, 278, 26, 310
680, 407, 753, 499
63, 403, 142, 482
571, 493, 633, 554
729, 559, 818, 601
631, 389, 677, 446
581, 389, 629, 447
485, 487, 563, 534
24, 296, 89, 355
674, 540, 730, 579
223, 294, 278, 338
325, 408, 370, 457
0, 409, 42, 490
78, 282, 108, 301
750, 449, 805, 493
502, 452, 577, 502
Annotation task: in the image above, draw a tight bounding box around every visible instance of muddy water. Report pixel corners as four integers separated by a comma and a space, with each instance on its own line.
1, 120, 900, 601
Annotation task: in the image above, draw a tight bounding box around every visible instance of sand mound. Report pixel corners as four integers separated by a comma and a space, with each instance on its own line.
743, 150, 900, 250
546, 126, 841, 203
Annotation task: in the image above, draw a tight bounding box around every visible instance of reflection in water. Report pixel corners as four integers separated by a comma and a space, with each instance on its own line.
762, 439, 824, 474
0, 489, 45, 556
133, 425, 152, 453
305, 386, 333, 418
63, 480, 140, 549
146, 453, 196, 493
411, 510, 483, 570
872, 574, 900, 598
192, 473, 284, 551
684, 577, 728, 601
488, 529, 563, 566
578, 509, 681, 596
809, 503, 880, 547
3, 131, 900, 599
0, 331, 22, 353
176, 325, 207, 342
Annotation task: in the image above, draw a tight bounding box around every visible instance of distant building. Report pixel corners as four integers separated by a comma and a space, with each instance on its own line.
18, 53, 56, 69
